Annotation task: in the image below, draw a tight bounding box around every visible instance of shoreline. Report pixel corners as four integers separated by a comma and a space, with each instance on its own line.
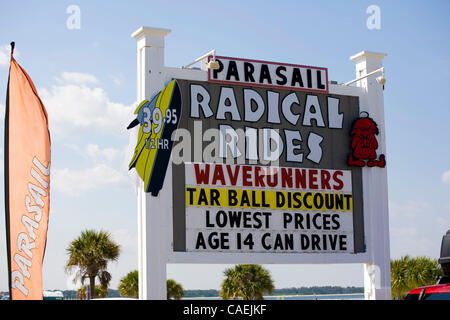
183, 292, 364, 300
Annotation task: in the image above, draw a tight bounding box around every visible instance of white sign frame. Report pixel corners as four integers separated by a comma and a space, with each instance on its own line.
130, 26, 390, 300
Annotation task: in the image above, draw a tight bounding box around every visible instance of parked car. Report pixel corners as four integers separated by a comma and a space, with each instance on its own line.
404, 230, 450, 300
90, 297, 138, 300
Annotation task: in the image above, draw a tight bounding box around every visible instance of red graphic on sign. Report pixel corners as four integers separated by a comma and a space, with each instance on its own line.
347, 114, 386, 168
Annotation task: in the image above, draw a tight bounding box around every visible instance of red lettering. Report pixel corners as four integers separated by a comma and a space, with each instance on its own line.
194, 164, 345, 192
242, 166, 252, 187
332, 171, 344, 190
309, 169, 319, 189
212, 165, 226, 185
267, 167, 278, 188
295, 169, 307, 189
194, 163, 210, 184
254, 166, 266, 187
320, 170, 331, 190
281, 168, 293, 188
226, 165, 240, 186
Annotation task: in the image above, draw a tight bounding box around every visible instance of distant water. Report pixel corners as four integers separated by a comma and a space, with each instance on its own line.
266, 293, 364, 300
183, 293, 364, 300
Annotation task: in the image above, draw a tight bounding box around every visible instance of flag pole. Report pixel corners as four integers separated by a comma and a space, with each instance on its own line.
4, 41, 15, 298
5, 41, 51, 299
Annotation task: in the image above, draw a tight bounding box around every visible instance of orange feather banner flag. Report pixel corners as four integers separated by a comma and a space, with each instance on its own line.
4, 43, 51, 300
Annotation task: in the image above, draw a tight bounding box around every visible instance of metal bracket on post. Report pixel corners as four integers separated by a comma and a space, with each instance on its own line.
182, 49, 219, 70
344, 67, 385, 86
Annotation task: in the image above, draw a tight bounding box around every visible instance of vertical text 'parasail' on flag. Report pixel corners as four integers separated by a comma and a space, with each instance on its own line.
4, 42, 51, 300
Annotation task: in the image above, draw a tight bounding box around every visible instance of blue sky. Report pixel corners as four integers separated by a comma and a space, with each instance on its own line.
0, 0, 449, 292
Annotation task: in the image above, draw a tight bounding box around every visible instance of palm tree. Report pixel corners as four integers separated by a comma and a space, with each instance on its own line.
391, 255, 443, 299
410, 256, 443, 289
118, 270, 139, 298
167, 279, 184, 300
77, 285, 108, 300
118, 270, 185, 300
220, 264, 274, 300
66, 229, 120, 299
391, 256, 411, 299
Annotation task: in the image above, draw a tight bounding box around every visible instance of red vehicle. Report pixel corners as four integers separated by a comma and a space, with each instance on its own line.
404, 278, 450, 300
404, 230, 450, 300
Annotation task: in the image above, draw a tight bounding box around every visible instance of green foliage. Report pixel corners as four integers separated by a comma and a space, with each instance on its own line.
65, 229, 120, 299
117, 270, 185, 300
183, 286, 363, 298
167, 279, 184, 300
77, 285, 108, 300
220, 264, 274, 300
118, 270, 139, 298
391, 255, 443, 299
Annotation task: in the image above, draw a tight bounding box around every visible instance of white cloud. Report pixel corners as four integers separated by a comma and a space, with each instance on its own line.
110, 75, 122, 86
437, 216, 450, 232
439, 205, 450, 228
52, 164, 130, 196
56, 72, 99, 85
111, 229, 137, 249
0, 46, 9, 67
62, 143, 123, 165
389, 200, 449, 259
390, 226, 417, 238
65, 271, 82, 291
442, 171, 450, 184
85, 144, 120, 164
389, 200, 431, 219
39, 81, 134, 136
36, 73, 136, 196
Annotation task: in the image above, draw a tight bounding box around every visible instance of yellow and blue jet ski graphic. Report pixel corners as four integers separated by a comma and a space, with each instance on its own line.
128, 80, 182, 196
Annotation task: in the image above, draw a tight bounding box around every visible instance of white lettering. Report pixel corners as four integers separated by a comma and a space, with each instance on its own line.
32, 156, 50, 176
28, 183, 46, 208
14, 253, 31, 279
25, 195, 42, 222
219, 125, 242, 159
244, 89, 264, 122
366, 5, 381, 30
216, 87, 241, 121
327, 97, 343, 129
306, 132, 324, 164
11, 270, 28, 296
263, 128, 284, 162
303, 95, 325, 127
66, 5, 81, 30
281, 93, 300, 125
17, 233, 35, 259
190, 84, 213, 118
267, 91, 280, 124
284, 130, 303, 163
22, 215, 38, 240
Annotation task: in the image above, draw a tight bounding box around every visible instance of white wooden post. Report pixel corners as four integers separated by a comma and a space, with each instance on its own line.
132, 26, 171, 300
350, 51, 391, 300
